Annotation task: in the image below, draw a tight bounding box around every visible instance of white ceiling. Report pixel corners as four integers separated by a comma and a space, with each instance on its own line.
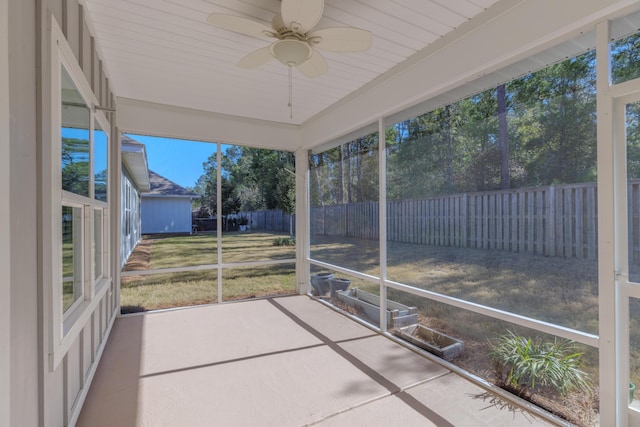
82, 0, 500, 125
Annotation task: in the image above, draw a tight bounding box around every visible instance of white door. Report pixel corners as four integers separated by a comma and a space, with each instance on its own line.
612, 84, 640, 425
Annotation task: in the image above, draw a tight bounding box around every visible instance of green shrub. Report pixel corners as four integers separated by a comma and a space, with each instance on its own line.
273, 237, 295, 246
490, 330, 591, 396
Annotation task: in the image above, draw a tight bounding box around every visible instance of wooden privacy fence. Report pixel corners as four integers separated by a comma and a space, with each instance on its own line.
238, 180, 640, 261
310, 182, 608, 260
242, 209, 294, 233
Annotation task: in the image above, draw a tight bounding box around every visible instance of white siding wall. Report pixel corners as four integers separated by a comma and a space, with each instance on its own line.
0, 0, 11, 425
7, 0, 38, 425
24, 2, 120, 427
141, 197, 193, 234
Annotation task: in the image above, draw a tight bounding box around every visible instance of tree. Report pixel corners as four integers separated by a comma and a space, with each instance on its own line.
612, 33, 640, 84
497, 84, 510, 189
62, 137, 90, 196
510, 51, 597, 186
193, 153, 218, 218
192, 147, 298, 232
275, 166, 296, 236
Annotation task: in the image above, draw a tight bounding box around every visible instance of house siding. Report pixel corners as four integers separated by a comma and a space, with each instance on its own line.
141, 197, 193, 234
12, 1, 121, 426
8, 0, 38, 425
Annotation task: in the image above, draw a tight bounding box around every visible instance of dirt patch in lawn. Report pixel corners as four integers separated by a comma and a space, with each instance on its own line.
122, 239, 153, 272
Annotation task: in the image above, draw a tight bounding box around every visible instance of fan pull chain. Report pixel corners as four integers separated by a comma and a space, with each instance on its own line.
288, 65, 293, 119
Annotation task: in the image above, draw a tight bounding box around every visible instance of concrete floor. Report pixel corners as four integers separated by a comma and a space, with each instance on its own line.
76, 296, 558, 426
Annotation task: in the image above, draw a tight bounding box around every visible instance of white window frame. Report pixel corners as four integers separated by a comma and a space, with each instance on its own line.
47, 18, 111, 370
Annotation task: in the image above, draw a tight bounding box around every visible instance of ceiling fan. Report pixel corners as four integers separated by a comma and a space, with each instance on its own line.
206, 0, 372, 78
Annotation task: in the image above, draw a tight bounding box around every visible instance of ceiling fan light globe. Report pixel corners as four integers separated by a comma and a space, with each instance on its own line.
270, 39, 312, 66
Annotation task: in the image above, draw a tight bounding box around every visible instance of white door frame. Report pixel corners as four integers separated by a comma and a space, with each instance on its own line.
609, 80, 640, 426
0, 0, 11, 424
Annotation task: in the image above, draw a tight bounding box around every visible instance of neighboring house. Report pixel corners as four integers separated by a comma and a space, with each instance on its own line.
121, 136, 150, 266
141, 170, 197, 234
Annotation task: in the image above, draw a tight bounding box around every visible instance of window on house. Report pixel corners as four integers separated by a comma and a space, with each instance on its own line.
62, 204, 83, 312
94, 208, 103, 280
50, 17, 112, 369
94, 119, 108, 202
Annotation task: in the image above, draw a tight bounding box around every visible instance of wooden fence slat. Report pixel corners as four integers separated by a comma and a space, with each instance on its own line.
587, 186, 596, 260
564, 188, 573, 257
575, 188, 584, 259
527, 191, 534, 254
536, 190, 544, 255
518, 192, 525, 253
547, 186, 555, 257
555, 187, 563, 257
469, 196, 476, 248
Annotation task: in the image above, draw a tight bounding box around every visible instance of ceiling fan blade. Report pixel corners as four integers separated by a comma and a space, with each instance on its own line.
297, 50, 328, 78
237, 47, 274, 69
207, 13, 275, 40
308, 27, 372, 52
281, 0, 324, 34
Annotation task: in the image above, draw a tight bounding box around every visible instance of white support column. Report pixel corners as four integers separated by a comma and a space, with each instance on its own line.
217, 143, 223, 303
0, 0, 11, 424
112, 126, 122, 313
378, 118, 388, 332
295, 148, 310, 294
595, 18, 617, 427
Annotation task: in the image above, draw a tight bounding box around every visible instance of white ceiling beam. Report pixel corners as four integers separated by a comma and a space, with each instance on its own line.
117, 97, 300, 151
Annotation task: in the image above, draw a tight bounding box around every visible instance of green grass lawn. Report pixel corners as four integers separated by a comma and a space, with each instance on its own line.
139, 231, 296, 269
120, 231, 296, 312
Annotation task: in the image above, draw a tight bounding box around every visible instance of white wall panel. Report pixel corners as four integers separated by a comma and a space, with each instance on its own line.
141, 197, 192, 234
92, 312, 99, 356
44, 364, 64, 427
82, 324, 92, 381
66, 0, 80, 63
0, 0, 10, 423
49, 0, 64, 34
8, 0, 38, 425
92, 49, 99, 95
65, 339, 82, 418
82, 21, 92, 84
101, 296, 107, 338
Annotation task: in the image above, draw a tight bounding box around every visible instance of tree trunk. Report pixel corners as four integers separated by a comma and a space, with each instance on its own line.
337, 147, 344, 204
345, 143, 352, 204
314, 153, 325, 206
498, 84, 510, 189
356, 139, 363, 202
289, 213, 293, 238
444, 106, 454, 193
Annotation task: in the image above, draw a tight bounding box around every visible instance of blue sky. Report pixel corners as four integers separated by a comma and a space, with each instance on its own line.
126, 134, 217, 189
